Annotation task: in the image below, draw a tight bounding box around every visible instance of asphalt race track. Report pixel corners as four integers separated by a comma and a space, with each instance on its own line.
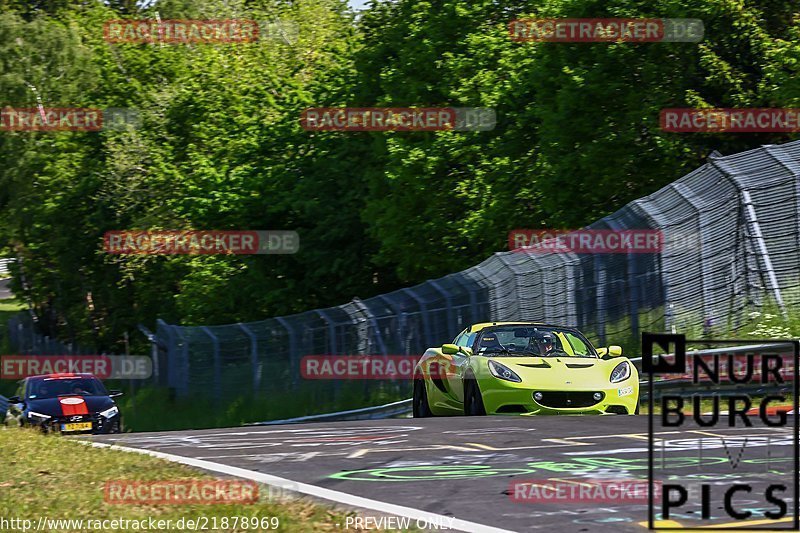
90, 416, 796, 532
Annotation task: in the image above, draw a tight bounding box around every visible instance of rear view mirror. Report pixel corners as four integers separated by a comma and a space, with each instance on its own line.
596, 347, 607, 357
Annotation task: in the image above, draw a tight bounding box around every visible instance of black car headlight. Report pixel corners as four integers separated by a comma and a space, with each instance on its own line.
28, 411, 52, 422
610, 361, 631, 383
99, 406, 119, 419
488, 360, 522, 383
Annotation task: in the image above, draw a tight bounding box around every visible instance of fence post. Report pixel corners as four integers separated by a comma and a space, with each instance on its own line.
316, 309, 337, 354
171, 325, 190, 398
740, 189, 788, 319
671, 182, 712, 326
156, 319, 175, 390
376, 294, 405, 353
350, 298, 388, 356
137, 324, 160, 384
402, 288, 428, 347
201, 327, 221, 401
594, 254, 606, 346
275, 317, 299, 387
606, 218, 640, 341
237, 323, 261, 395
495, 253, 521, 321
448, 274, 480, 326
428, 280, 455, 338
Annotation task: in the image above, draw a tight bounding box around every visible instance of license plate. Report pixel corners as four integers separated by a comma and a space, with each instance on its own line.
61, 422, 93, 432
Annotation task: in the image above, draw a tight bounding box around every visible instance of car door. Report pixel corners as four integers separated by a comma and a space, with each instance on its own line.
444, 330, 476, 405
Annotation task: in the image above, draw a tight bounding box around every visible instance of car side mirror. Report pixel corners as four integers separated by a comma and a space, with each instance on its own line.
108, 390, 124, 398
441, 344, 459, 355
598, 346, 623, 359
461, 347, 473, 356
8, 396, 22, 403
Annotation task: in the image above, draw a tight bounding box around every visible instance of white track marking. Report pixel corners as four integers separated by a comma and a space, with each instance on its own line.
87, 441, 516, 533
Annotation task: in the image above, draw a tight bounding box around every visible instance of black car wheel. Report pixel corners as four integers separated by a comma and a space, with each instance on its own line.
413, 378, 433, 418
464, 377, 486, 416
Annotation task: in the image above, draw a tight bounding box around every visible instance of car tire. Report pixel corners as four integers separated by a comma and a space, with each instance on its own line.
634, 400, 640, 415
413, 378, 433, 418
464, 377, 486, 416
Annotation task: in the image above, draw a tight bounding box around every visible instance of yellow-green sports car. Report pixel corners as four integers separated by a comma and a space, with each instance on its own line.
412, 322, 639, 417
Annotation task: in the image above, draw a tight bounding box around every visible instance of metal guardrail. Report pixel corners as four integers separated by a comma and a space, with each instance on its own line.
247, 398, 412, 425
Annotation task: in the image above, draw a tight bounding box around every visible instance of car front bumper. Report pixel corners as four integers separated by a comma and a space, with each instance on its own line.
31, 413, 121, 434
481, 379, 639, 415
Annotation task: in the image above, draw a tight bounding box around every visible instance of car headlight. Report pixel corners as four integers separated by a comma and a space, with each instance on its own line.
100, 406, 119, 419
610, 361, 631, 383
28, 411, 52, 421
488, 360, 522, 383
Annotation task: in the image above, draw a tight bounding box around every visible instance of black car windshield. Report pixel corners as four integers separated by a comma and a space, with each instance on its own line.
28, 377, 108, 399
475, 326, 597, 358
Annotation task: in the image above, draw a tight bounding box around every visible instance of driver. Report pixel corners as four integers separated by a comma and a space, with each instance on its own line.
534, 332, 557, 355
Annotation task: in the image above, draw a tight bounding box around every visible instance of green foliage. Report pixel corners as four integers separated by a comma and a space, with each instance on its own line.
1, 0, 799, 353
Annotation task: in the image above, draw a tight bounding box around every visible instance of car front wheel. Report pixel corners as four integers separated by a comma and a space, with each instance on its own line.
413, 378, 433, 418
464, 378, 486, 416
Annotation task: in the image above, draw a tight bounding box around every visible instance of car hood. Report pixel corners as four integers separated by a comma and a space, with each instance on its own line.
486, 356, 630, 387
26, 395, 115, 417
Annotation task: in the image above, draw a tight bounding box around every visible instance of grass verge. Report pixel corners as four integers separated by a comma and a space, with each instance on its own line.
0, 427, 403, 532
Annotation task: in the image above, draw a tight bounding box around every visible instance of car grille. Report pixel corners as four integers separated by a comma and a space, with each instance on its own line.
534, 391, 603, 408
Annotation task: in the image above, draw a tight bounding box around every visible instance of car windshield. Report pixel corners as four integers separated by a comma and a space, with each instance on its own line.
28, 377, 108, 400
475, 326, 597, 358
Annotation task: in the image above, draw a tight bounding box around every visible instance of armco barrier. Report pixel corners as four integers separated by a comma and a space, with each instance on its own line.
247, 398, 413, 425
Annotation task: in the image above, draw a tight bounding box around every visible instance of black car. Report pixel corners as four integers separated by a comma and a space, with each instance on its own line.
4, 373, 122, 434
